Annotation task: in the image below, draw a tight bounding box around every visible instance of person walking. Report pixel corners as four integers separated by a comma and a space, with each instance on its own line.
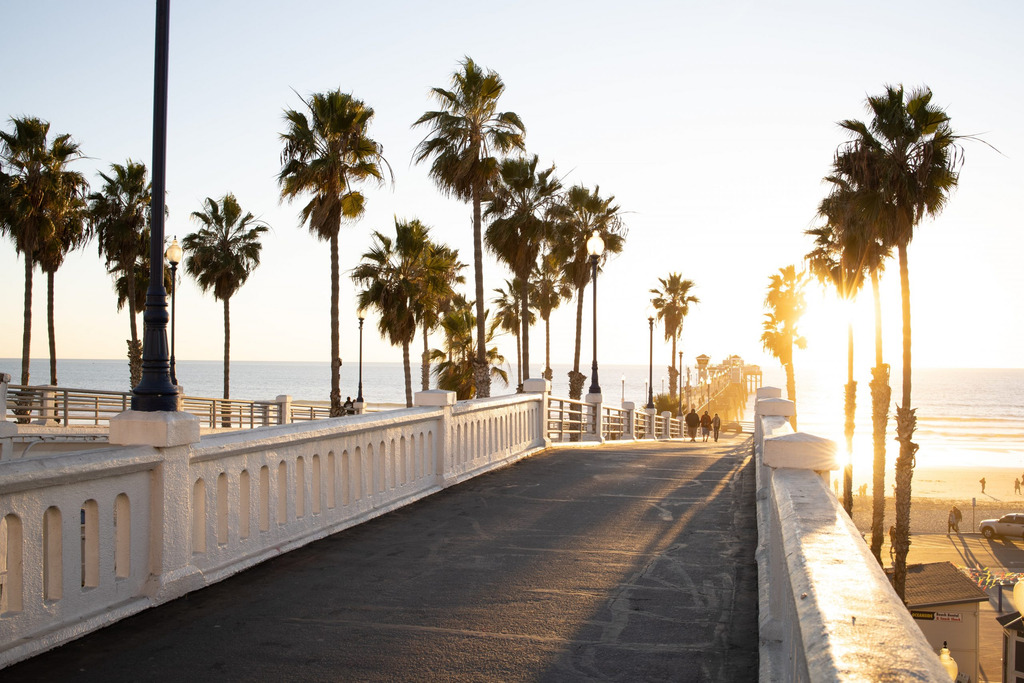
980, 477, 986, 494
1016, 478, 1021, 495
700, 411, 712, 442
684, 408, 700, 442
711, 413, 721, 442
947, 507, 957, 534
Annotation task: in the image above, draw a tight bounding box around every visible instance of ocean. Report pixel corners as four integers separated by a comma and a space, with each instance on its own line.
4, 358, 1023, 479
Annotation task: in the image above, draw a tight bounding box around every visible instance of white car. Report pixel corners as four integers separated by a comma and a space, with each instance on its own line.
980, 514, 1024, 539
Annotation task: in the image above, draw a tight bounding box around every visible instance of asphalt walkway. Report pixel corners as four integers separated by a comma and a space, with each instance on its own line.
7, 435, 758, 682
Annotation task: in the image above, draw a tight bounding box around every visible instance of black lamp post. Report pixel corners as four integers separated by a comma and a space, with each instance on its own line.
586, 231, 605, 396
647, 316, 655, 409
678, 350, 683, 415
132, 0, 177, 412
356, 310, 365, 404
164, 237, 182, 386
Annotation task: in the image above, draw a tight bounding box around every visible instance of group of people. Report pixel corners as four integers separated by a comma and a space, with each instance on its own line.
683, 409, 721, 443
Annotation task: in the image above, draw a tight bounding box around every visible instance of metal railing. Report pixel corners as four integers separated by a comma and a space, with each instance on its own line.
179, 396, 282, 429
546, 396, 595, 442
601, 405, 628, 440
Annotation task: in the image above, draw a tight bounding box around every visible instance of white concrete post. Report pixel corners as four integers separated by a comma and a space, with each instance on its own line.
275, 395, 292, 425
523, 378, 551, 448
109, 411, 201, 448
645, 407, 657, 439
660, 411, 672, 438
622, 401, 636, 440
585, 392, 604, 443
34, 385, 58, 426
415, 390, 456, 481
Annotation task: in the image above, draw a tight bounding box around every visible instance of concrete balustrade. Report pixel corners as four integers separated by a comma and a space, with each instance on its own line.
0, 388, 550, 668
753, 387, 951, 681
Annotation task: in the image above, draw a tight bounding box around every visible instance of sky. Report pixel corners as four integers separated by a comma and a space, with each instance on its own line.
2, 0, 1023, 391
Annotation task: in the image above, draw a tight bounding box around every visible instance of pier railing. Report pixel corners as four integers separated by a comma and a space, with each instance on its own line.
753, 387, 951, 681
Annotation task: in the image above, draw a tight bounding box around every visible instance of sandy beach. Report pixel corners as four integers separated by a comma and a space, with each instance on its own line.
846, 465, 1024, 535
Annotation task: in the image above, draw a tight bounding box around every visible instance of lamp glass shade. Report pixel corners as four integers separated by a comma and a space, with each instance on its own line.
165, 238, 182, 265
586, 231, 605, 257
938, 643, 958, 680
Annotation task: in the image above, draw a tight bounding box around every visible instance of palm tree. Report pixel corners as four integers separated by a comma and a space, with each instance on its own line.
429, 296, 507, 400
416, 241, 465, 391
484, 155, 561, 383
37, 170, 89, 385
548, 184, 626, 399
1, 116, 85, 388
760, 265, 808, 429
815, 170, 892, 561
278, 89, 390, 417
532, 251, 573, 381
837, 85, 966, 600
490, 279, 535, 391
89, 160, 152, 388
805, 221, 868, 516
352, 218, 434, 408
650, 274, 698, 404
413, 57, 526, 398
182, 193, 269, 401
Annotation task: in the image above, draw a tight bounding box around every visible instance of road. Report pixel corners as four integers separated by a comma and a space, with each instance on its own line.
6, 435, 758, 682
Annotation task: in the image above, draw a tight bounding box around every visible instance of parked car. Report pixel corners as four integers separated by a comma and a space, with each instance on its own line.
979, 514, 1024, 539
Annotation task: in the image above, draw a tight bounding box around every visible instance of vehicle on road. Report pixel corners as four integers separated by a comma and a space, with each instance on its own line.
979, 514, 1024, 539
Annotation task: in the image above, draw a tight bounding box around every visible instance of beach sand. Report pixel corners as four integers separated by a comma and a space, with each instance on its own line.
845, 465, 1024, 535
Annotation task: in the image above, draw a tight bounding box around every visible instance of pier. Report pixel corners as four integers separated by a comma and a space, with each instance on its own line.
0, 370, 954, 679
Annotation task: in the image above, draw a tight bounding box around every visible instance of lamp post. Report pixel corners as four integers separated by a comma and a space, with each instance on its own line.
356, 310, 365, 405
132, 0, 177, 411
621, 374, 625, 403
647, 316, 655, 409
586, 231, 604, 396
164, 237, 182, 386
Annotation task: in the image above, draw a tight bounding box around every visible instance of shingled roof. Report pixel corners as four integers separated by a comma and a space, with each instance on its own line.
885, 561, 989, 608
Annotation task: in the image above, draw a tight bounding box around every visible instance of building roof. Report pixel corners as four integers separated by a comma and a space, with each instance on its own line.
885, 561, 989, 608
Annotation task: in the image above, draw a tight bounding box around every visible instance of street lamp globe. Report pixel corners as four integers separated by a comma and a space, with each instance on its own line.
164, 237, 182, 266
586, 231, 605, 257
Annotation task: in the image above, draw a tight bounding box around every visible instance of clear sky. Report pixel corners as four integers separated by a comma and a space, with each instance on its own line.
2, 0, 1022, 389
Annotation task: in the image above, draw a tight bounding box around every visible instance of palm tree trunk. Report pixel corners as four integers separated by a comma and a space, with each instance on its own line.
544, 315, 552, 381
519, 276, 530, 381
47, 270, 58, 385
892, 243, 917, 601
472, 185, 490, 398
421, 322, 430, 391
569, 288, 586, 400
402, 339, 413, 408
223, 297, 231, 400
868, 268, 889, 564
20, 256, 33, 424
329, 233, 342, 417
126, 264, 140, 389
842, 320, 855, 516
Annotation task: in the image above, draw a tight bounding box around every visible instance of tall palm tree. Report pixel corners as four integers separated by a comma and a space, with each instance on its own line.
484, 154, 561, 383
182, 193, 269, 400
532, 251, 573, 381
760, 265, 808, 429
1, 117, 85, 388
352, 218, 435, 408
490, 279, 535, 391
413, 57, 526, 398
548, 184, 626, 399
89, 160, 152, 388
805, 221, 868, 516
816, 170, 892, 561
650, 274, 698, 403
416, 241, 466, 391
278, 89, 390, 417
429, 296, 507, 400
837, 85, 965, 600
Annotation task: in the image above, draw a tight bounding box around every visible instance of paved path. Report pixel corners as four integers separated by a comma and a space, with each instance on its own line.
7, 435, 758, 682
